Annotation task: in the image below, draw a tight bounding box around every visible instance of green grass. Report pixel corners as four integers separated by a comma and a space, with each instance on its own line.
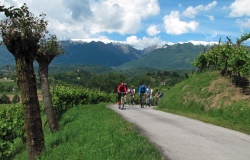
158, 71, 250, 135
12, 103, 163, 160
0, 79, 17, 86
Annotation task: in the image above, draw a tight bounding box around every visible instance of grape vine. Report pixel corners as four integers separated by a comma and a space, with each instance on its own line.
191, 33, 250, 88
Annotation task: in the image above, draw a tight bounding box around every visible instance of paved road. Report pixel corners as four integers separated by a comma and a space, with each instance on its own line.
107, 104, 250, 160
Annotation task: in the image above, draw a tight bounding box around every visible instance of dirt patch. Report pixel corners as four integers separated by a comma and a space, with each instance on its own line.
183, 76, 249, 109
207, 77, 249, 108
6, 91, 43, 102
182, 85, 190, 91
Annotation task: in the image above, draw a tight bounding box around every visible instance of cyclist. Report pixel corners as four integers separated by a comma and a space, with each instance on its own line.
147, 85, 153, 107
117, 82, 127, 108
128, 85, 136, 105
154, 90, 163, 105
123, 82, 128, 103
138, 84, 147, 108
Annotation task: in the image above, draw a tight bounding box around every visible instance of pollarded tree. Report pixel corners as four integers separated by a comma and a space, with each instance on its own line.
0, 4, 46, 160
0, 4, 23, 18
36, 34, 65, 133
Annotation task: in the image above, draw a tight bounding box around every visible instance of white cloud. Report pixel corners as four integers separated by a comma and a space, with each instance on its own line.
206, 15, 215, 21
229, 0, 250, 17
163, 11, 199, 35
146, 25, 160, 36
1, 0, 160, 38
182, 1, 217, 18
125, 36, 165, 49
236, 18, 250, 31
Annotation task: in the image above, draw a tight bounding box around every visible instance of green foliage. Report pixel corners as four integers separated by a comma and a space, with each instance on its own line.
54, 71, 126, 93
192, 34, 250, 78
0, 5, 23, 18
0, 104, 24, 159
51, 85, 113, 114
53, 69, 186, 94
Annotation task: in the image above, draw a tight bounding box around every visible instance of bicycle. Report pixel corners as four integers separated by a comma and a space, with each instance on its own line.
153, 96, 160, 106
139, 93, 146, 108
128, 94, 135, 106
118, 92, 126, 110
145, 94, 151, 107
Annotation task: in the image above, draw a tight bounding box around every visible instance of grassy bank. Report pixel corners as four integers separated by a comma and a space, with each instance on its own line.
158, 71, 250, 135
13, 103, 163, 160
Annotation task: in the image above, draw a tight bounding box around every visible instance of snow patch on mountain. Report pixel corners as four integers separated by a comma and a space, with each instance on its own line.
179, 40, 218, 46
70, 39, 218, 50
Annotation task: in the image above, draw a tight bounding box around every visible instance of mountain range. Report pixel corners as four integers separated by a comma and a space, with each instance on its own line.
0, 40, 212, 70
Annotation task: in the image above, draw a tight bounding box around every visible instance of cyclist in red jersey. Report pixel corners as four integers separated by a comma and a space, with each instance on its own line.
117, 82, 127, 105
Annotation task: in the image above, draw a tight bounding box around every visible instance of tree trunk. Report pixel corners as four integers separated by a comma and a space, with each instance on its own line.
15, 56, 45, 160
38, 60, 59, 133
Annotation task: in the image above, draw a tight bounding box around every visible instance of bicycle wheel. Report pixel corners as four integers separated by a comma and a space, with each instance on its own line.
121, 97, 125, 110
140, 94, 144, 108
140, 94, 142, 108
118, 100, 121, 109
146, 97, 149, 107
131, 96, 134, 106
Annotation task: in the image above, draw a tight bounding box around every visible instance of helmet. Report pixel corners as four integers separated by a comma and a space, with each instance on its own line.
131, 85, 134, 88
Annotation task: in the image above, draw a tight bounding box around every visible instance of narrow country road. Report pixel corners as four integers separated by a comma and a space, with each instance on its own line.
107, 104, 250, 160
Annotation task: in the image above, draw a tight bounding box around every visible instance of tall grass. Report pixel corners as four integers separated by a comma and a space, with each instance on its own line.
158, 71, 250, 135
13, 103, 163, 160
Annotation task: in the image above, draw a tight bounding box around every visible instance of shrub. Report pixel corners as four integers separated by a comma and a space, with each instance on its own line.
12, 95, 20, 103
0, 94, 11, 104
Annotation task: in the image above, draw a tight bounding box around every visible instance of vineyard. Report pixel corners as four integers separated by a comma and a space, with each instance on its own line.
0, 85, 114, 159
192, 33, 250, 92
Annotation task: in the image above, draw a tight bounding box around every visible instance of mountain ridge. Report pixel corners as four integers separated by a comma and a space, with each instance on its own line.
0, 40, 214, 70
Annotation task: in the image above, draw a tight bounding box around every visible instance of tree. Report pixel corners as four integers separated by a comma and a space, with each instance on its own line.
0, 94, 10, 104
36, 34, 65, 133
12, 94, 20, 103
0, 4, 46, 159
0, 4, 23, 18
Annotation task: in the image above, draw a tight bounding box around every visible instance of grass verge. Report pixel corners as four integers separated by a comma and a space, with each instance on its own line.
158, 71, 250, 135
13, 103, 163, 160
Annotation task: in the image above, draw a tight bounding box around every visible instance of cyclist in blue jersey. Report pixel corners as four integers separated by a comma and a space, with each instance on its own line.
138, 84, 147, 108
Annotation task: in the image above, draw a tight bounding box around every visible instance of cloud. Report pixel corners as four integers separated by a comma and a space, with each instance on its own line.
229, 0, 250, 17
146, 25, 160, 36
63, 0, 93, 20
182, 1, 217, 18
236, 18, 250, 31
206, 15, 214, 21
79, 0, 160, 34
1, 0, 160, 38
163, 11, 199, 35
125, 36, 165, 49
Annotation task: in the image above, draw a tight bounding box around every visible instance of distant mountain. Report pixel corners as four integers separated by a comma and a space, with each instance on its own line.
0, 40, 212, 70
0, 40, 142, 67
116, 42, 211, 70
52, 40, 142, 66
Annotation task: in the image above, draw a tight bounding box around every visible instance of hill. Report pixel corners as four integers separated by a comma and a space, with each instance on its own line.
158, 71, 250, 134
117, 42, 209, 70
51, 40, 142, 66
0, 41, 212, 70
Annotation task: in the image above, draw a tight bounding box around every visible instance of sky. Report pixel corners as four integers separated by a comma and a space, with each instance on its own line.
1, 0, 250, 49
